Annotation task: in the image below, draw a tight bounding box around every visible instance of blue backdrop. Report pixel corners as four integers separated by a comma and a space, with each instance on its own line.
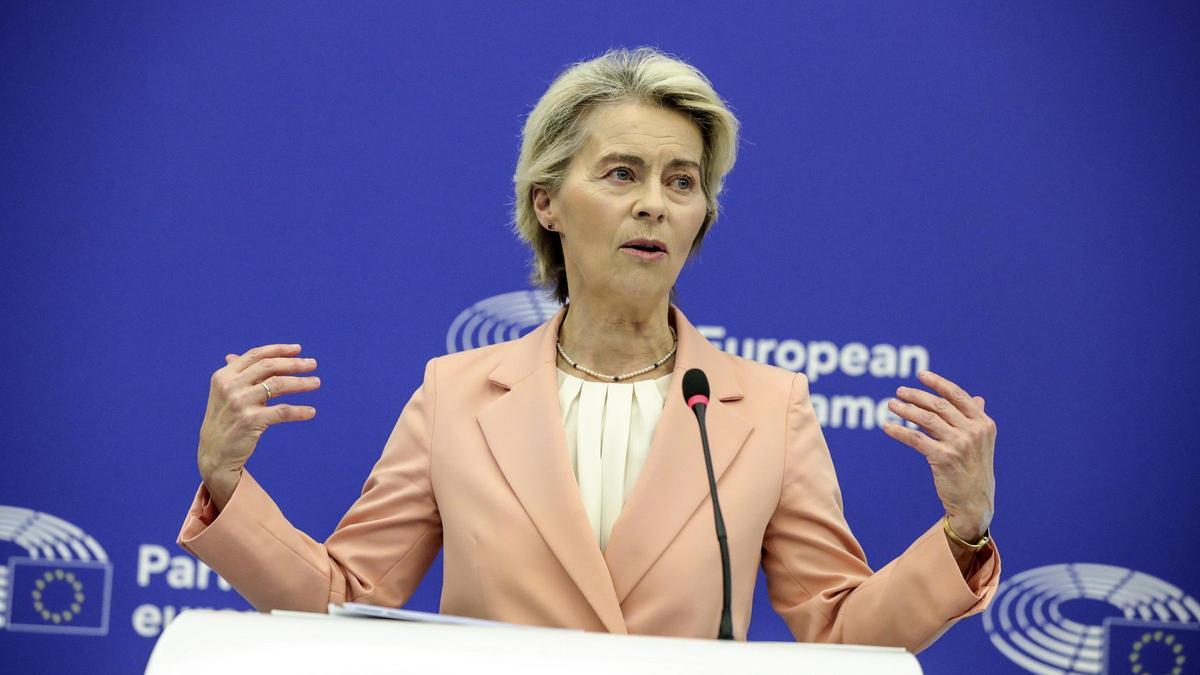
3, 2, 1198, 673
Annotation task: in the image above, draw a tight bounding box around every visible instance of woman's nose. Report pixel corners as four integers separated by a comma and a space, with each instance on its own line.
634, 181, 666, 222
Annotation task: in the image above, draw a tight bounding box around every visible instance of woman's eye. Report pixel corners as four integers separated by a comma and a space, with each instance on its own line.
610, 167, 633, 181
673, 175, 695, 190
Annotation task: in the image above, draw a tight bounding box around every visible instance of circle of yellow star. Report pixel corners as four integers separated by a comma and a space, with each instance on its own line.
29, 570, 85, 625
1128, 629, 1187, 675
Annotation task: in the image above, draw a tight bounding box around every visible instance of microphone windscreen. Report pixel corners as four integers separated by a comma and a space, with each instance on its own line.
682, 368, 710, 401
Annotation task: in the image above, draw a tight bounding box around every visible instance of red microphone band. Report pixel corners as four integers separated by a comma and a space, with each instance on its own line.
686, 394, 710, 409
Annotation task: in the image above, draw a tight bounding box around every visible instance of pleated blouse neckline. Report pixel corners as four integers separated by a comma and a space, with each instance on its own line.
555, 368, 673, 551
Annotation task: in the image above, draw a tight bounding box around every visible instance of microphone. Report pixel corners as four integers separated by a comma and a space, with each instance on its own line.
682, 368, 733, 641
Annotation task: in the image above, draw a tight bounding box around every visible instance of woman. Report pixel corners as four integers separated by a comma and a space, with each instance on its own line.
181, 47, 999, 651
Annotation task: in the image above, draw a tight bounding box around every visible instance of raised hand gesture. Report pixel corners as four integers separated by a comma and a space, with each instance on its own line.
197, 343, 321, 510
883, 370, 997, 555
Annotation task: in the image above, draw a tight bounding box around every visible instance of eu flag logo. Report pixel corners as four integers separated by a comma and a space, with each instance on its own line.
1104, 618, 1198, 675
5, 557, 112, 635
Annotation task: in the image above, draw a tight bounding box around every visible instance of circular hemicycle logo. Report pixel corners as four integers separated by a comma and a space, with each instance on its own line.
0, 505, 112, 635
984, 563, 1200, 674
446, 290, 561, 354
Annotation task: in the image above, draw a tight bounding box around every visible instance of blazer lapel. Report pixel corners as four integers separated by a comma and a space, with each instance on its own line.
476, 308, 627, 634
603, 307, 753, 604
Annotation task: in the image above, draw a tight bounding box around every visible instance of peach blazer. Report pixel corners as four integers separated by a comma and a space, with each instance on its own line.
178, 305, 1000, 651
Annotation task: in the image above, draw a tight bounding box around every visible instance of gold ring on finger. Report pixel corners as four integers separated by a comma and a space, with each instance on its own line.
261, 381, 273, 402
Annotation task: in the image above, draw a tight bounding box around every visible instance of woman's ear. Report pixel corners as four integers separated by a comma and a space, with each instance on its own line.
532, 185, 556, 231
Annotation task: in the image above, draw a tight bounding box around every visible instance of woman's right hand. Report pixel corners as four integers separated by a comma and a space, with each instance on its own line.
198, 343, 321, 511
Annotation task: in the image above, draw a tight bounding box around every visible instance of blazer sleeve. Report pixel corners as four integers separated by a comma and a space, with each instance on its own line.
176, 358, 443, 613
760, 372, 1001, 653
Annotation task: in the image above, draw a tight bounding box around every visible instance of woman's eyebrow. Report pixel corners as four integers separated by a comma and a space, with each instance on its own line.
595, 152, 701, 173
669, 158, 702, 173
596, 152, 646, 168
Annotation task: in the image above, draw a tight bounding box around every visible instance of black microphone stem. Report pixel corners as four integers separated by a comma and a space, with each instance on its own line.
695, 404, 734, 641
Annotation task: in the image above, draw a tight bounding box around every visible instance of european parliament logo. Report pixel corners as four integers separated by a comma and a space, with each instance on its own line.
1, 506, 112, 636
985, 563, 1200, 674
446, 290, 560, 353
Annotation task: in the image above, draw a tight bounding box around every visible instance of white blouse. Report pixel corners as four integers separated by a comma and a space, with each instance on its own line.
556, 368, 673, 551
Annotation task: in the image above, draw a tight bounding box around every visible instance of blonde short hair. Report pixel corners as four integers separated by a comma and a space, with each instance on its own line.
513, 47, 740, 303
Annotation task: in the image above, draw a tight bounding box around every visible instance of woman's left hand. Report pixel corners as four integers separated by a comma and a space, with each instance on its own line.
883, 370, 996, 543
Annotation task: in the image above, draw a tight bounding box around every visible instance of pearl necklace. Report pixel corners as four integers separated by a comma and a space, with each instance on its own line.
556, 328, 678, 382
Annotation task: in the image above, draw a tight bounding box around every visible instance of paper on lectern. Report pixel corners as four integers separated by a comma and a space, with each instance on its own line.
328, 602, 530, 629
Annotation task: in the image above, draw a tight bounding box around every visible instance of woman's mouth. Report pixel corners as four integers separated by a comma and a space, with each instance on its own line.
620, 239, 668, 261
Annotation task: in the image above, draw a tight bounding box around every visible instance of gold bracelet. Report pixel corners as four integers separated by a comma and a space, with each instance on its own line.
943, 515, 990, 551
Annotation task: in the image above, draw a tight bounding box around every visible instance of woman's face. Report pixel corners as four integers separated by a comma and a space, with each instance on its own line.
534, 101, 708, 305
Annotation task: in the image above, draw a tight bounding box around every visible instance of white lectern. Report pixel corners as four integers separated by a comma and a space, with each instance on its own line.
145, 609, 923, 674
